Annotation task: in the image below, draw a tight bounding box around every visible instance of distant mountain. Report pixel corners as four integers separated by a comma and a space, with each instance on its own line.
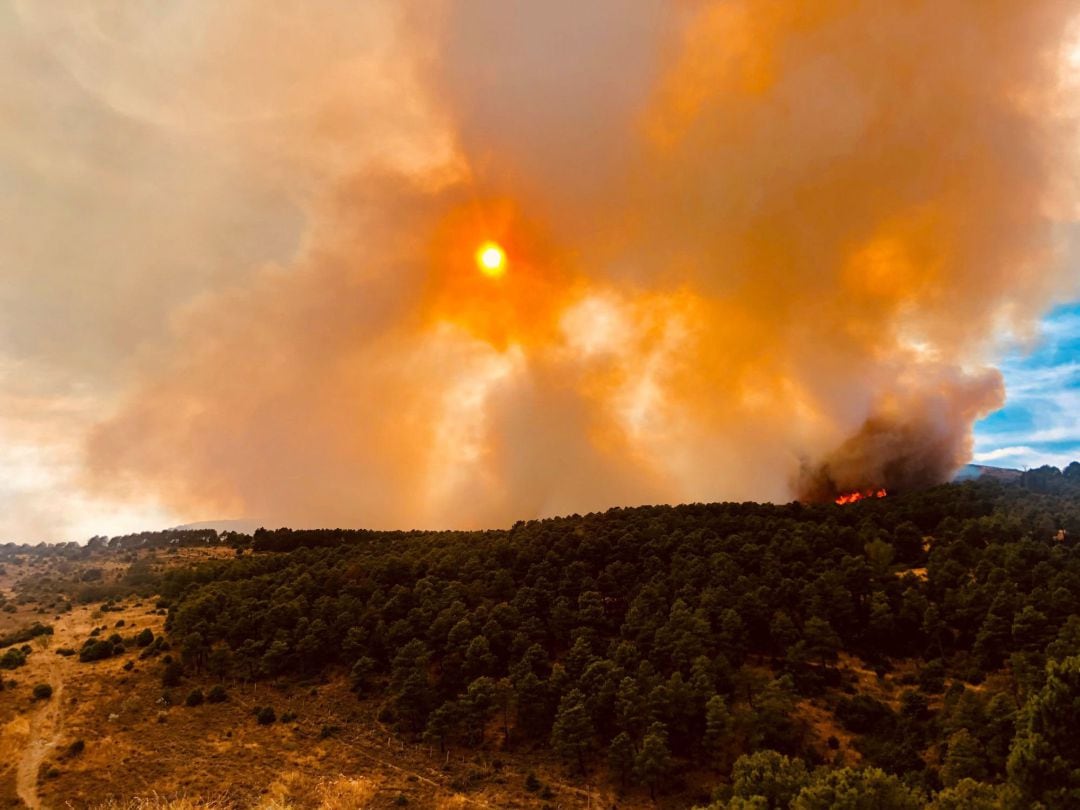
953, 463, 1023, 482
169, 518, 264, 534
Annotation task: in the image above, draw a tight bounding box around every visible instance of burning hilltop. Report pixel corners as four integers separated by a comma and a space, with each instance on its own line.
834, 489, 888, 506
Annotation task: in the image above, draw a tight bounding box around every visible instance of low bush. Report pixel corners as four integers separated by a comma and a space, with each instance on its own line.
0, 622, 53, 647
835, 694, 895, 734
0, 648, 27, 669
79, 640, 114, 663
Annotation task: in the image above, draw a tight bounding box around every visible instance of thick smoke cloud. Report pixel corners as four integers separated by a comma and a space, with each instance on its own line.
73, 0, 1080, 527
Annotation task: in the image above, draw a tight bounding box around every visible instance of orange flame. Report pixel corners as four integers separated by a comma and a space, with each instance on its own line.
834, 488, 888, 505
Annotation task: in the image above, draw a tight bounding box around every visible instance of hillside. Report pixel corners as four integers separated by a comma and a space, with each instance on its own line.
1, 464, 1080, 808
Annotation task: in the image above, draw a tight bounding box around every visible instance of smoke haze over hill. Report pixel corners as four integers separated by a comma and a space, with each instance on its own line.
2, 1, 1080, 535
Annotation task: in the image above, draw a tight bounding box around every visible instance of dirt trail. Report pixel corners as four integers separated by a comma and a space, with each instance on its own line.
15, 613, 76, 810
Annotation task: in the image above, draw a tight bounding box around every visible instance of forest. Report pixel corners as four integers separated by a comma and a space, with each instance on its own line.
7, 465, 1080, 808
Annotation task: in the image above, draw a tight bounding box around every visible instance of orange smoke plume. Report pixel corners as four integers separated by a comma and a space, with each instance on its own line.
80, 1, 1080, 529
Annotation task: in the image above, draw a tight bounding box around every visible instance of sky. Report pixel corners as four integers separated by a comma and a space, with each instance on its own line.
973, 303, 1080, 471
2, 1, 1080, 542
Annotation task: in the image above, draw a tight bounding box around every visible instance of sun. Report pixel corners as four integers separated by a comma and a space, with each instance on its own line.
475, 241, 507, 278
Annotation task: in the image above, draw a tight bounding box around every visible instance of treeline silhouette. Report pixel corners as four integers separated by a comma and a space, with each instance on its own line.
0, 529, 225, 560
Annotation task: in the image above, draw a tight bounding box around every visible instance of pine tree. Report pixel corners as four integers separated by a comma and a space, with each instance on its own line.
608, 731, 635, 788
1011, 605, 1051, 653
461, 676, 496, 746
423, 700, 461, 752
1007, 655, 1080, 808
551, 688, 594, 773
728, 750, 809, 808
703, 694, 734, 771
463, 635, 496, 680
926, 779, 1002, 810
514, 671, 550, 739
867, 592, 894, 648
983, 692, 1015, 774
390, 639, 433, 732
616, 676, 646, 737
803, 617, 840, 670
973, 603, 1011, 670
689, 656, 716, 705
770, 611, 800, 654
940, 729, 987, 787
635, 721, 672, 800
789, 766, 923, 809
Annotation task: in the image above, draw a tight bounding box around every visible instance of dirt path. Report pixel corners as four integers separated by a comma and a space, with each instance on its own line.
15, 613, 76, 810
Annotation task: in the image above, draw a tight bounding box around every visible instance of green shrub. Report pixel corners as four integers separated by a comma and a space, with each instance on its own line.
0, 648, 27, 669
78, 640, 113, 663
0, 622, 53, 647
256, 706, 276, 725
32, 683, 53, 700
139, 636, 164, 659
185, 689, 204, 707
207, 684, 228, 703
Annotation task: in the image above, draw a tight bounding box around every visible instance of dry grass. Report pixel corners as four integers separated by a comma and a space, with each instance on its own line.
92, 777, 378, 810
314, 776, 379, 809
253, 772, 378, 810
93, 794, 232, 809
434, 797, 472, 809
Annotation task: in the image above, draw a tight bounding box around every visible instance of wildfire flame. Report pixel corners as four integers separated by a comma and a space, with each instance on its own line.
834, 488, 888, 505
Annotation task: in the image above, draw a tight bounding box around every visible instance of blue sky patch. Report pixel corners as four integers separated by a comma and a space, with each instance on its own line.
973, 303, 1080, 470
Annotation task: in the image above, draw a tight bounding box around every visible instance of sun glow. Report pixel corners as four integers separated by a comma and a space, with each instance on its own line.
476, 241, 507, 278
